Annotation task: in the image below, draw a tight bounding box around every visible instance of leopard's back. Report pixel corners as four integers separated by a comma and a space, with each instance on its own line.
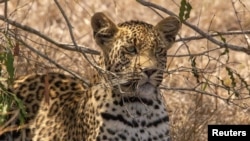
4, 73, 87, 140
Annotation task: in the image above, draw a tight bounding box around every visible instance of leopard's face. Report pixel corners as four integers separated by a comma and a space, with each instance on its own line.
91, 13, 181, 94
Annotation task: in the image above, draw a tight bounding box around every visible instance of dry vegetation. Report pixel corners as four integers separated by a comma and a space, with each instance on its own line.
0, 0, 250, 141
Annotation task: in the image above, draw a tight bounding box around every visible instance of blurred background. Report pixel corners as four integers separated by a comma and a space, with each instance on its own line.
0, 0, 250, 140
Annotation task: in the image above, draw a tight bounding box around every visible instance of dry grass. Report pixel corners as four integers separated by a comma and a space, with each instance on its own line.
1, 0, 250, 141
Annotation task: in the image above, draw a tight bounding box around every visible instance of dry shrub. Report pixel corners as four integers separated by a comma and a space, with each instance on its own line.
0, 0, 250, 140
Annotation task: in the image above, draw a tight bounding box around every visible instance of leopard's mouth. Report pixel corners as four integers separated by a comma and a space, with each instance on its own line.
120, 80, 138, 87
112, 72, 161, 88
119, 79, 156, 89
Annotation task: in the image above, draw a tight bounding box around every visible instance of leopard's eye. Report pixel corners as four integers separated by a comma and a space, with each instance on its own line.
155, 47, 164, 53
124, 46, 137, 54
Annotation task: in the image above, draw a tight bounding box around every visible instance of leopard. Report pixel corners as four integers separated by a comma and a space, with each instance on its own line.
1, 12, 181, 141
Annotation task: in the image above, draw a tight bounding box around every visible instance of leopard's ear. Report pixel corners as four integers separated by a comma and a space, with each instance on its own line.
155, 16, 181, 49
91, 12, 118, 47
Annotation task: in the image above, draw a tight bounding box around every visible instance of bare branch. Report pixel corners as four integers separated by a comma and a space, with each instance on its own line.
3, 0, 8, 31
53, 0, 107, 73
176, 30, 250, 42
0, 124, 29, 136
0, 109, 19, 131
136, 0, 250, 54
0, 15, 100, 55
7, 31, 90, 86
231, 0, 250, 48
54, 0, 77, 49
0, 0, 9, 4
160, 86, 248, 109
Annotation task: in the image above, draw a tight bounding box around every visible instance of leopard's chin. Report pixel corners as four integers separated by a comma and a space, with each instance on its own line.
119, 78, 158, 87
114, 80, 159, 99
138, 82, 156, 91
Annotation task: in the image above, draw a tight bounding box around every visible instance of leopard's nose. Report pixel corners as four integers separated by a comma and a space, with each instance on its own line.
142, 68, 157, 77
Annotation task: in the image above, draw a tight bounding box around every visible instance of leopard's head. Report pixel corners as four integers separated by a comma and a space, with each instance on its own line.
91, 12, 181, 95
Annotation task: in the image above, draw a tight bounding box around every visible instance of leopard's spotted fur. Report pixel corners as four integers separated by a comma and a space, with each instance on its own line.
1, 12, 181, 141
